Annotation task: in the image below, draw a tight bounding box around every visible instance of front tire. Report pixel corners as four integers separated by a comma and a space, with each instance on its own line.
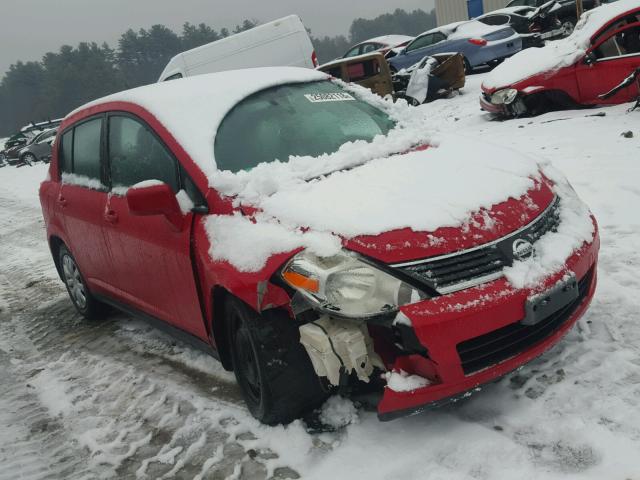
227, 297, 330, 425
58, 245, 106, 320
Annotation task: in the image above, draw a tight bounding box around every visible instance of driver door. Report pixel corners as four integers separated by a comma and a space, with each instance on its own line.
576, 22, 640, 104
102, 113, 207, 338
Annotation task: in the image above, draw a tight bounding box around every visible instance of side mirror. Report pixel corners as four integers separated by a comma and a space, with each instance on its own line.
584, 52, 597, 65
126, 182, 184, 230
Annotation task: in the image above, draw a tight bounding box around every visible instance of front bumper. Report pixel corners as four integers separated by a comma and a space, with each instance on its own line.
378, 229, 600, 420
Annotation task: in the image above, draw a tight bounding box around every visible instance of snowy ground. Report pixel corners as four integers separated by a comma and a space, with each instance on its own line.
1, 74, 639, 480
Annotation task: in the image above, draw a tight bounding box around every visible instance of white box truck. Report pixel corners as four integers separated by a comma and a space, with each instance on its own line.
158, 15, 318, 81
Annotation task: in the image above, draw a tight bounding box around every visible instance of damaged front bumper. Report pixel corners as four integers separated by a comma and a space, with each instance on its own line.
377, 233, 599, 421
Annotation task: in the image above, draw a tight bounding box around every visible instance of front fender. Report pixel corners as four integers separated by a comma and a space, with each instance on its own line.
193, 215, 294, 324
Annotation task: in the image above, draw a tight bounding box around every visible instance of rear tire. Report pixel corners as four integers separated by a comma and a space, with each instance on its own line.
463, 57, 473, 75
58, 245, 107, 320
21, 153, 37, 165
227, 297, 330, 425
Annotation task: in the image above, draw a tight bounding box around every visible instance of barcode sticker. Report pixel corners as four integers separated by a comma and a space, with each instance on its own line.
304, 92, 355, 103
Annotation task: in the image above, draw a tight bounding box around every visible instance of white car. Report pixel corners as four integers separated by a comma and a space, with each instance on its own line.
341, 35, 415, 59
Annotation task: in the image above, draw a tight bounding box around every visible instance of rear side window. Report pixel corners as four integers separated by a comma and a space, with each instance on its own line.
73, 118, 103, 180
108, 116, 179, 192
59, 130, 73, 174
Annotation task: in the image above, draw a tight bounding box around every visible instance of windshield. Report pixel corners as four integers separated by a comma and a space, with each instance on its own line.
214, 81, 395, 173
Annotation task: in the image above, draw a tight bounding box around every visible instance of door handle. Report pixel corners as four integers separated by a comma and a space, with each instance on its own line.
104, 210, 118, 224
57, 195, 68, 207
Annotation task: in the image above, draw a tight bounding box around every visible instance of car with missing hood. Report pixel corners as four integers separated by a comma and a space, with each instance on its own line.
40, 67, 599, 424
388, 20, 523, 73
480, 0, 640, 117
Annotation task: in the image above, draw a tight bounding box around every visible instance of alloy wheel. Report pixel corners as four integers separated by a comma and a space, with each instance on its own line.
62, 254, 87, 310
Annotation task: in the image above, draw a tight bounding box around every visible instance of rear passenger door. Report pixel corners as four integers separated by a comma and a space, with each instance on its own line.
103, 113, 207, 338
57, 116, 114, 293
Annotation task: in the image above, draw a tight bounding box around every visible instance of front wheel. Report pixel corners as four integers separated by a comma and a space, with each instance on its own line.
227, 297, 330, 425
463, 57, 473, 75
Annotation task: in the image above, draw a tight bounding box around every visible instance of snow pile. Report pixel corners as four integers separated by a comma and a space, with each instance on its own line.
205, 213, 341, 272
61, 172, 104, 190
484, 0, 640, 89
504, 165, 595, 288
69, 67, 328, 180
384, 370, 431, 392
319, 396, 359, 429
446, 20, 507, 41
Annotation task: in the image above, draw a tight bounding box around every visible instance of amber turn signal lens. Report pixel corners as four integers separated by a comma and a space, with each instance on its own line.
283, 270, 320, 293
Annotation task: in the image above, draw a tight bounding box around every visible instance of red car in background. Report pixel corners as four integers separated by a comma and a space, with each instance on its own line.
40, 67, 599, 425
481, 0, 640, 116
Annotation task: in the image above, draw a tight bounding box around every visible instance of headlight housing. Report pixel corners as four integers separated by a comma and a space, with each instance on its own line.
282, 250, 427, 319
491, 88, 519, 105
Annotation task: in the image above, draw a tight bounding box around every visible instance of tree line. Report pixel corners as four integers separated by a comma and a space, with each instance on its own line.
0, 8, 435, 137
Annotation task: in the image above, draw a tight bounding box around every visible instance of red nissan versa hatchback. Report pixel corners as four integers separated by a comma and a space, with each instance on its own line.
40, 67, 599, 425
480, 1, 640, 117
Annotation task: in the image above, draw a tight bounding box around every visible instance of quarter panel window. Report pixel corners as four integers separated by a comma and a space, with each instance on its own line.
73, 118, 102, 180
59, 130, 73, 174
108, 115, 179, 192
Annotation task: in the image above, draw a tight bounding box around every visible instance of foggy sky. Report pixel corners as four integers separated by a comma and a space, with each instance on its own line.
1, 0, 434, 75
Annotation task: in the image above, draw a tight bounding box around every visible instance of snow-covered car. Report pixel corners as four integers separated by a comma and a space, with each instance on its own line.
339, 35, 414, 60
40, 67, 599, 424
480, 0, 640, 117
388, 20, 523, 73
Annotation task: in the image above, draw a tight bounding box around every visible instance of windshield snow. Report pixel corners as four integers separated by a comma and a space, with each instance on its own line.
214, 81, 395, 173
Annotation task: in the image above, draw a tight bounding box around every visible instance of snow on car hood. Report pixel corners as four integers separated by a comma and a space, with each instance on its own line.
205, 133, 549, 272
483, 0, 640, 90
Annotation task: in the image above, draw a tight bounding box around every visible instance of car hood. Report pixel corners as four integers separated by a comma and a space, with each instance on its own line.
242, 139, 554, 265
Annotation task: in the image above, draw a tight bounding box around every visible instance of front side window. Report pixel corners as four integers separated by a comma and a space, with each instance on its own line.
214, 81, 395, 173
108, 115, 179, 192
73, 118, 102, 180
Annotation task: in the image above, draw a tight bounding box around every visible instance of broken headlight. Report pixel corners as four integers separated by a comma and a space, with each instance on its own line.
282, 250, 427, 319
491, 88, 519, 105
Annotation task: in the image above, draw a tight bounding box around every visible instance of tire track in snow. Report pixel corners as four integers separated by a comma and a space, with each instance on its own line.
0, 195, 300, 479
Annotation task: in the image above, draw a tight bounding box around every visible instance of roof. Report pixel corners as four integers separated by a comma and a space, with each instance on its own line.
69, 67, 328, 181
484, 0, 640, 89
360, 35, 414, 46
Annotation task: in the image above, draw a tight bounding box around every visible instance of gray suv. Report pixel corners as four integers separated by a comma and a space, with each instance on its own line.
17, 128, 58, 164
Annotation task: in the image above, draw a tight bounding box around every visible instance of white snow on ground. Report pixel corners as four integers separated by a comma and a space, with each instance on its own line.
484, 0, 640, 89
1, 72, 640, 479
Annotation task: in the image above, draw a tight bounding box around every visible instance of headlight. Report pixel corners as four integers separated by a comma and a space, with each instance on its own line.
491, 88, 519, 105
282, 250, 427, 319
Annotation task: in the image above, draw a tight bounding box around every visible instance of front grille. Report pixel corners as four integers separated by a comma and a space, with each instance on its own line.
456, 268, 593, 375
396, 196, 561, 294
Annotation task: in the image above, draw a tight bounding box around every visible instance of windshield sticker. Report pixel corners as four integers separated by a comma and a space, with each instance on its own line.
304, 92, 355, 103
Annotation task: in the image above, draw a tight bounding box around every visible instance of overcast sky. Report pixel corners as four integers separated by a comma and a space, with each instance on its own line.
1, 0, 434, 76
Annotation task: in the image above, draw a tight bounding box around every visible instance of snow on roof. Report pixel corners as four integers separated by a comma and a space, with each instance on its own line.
69, 67, 328, 180
484, 0, 640, 89
363, 35, 414, 46
422, 20, 506, 40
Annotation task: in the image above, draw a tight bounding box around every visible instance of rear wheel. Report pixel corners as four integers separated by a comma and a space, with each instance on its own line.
58, 245, 107, 320
21, 153, 36, 165
227, 297, 330, 425
463, 57, 473, 75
